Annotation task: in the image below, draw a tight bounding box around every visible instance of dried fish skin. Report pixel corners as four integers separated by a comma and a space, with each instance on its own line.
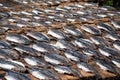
6, 33, 30, 44
47, 29, 68, 39
95, 59, 118, 74
98, 46, 119, 57
64, 26, 83, 37
82, 48, 101, 57
111, 57, 120, 68
29, 68, 60, 80
0, 49, 19, 59
24, 56, 47, 67
74, 38, 95, 49
0, 40, 10, 49
0, 58, 26, 72
97, 23, 115, 33
54, 40, 76, 50
111, 20, 120, 30
105, 33, 120, 41
54, 65, 82, 78
32, 42, 57, 54
77, 62, 97, 73
44, 53, 69, 65
27, 32, 50, 42
5, 70, 31, 80
64, 50, 88, 62
14, 45, 41, 56
90, 36, 109, 46
81, 25, 101, 35
113, 40, 120, 51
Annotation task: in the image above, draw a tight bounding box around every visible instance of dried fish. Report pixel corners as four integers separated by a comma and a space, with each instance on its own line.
44, 53, 69, 65
90, 36, 109, 46
81, 25, 101, 35
0, 40, 10, 49
5, 70, 31, 80
111, 57, 120, 68
47, 29, 68, 39
14, 45, 41, 56
113, 40, 120, 51
54, 40, 76, 50
64, 50, 88, 61
32, 42, 57, 54
97, 23, 115, 33
2, 24, 20, 30
0, 58, 26, 72
111, 20, 120, 29
105, 33, 120, 41
0, 49, 19, 59
64, 26, 83, 37
95, 59, 118, 74
27, 32, 50, 42
24, 56, 47, 67
82, 48, 101, 57
98, 46, 119, 57
54, 65, 82, 78
77, 61, 101, 78
6, 33, 30, 44
74, 38, 95, 49
29, 68, 60, 80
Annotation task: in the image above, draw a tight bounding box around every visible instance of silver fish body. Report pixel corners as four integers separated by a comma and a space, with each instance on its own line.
97, 23, 115, 33
0, 40, 10, 49
6, 33, 30, 44
5, 70, 31, 80
111, 20, 120, 30
113, 40, 120, 51
90, 36, 109, 46
54, 40, 76, 50
47, 29, 68, 39
74, 38, 95, 49
29, 68, 60, 80
44, 53, 69, 65
77, 61, 101, 78
24, 56, 48, 67
0, 58, 26, 72
0, 49, 19, 59
105, 33, 120, 41
27, 32, 50, 42
64, 50, 88, 61
32, 42, 57, 54
81, 25, 101, 35
64, 26, 83, 37
95, 59, 118, 74
98, 46, 119, 57
82, 48, 101, 57
14, 45, 41, 56
54, 65, 82, 78
111, 57, 120, 68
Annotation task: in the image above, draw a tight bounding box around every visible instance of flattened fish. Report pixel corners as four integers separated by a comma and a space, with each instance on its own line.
97, 23, 115, 33
6, 33, 30, 44
27, 32, 50, 42
64, 26, 83, 37
113, 40, 120, 51
29, 68, 60, 80
54, 65, 82, 78
14, 45, 41, 56
81, 25, 101, 35
0, 58, 26, 72
5, 70, 31, 80
44, 53, 69, 65
64, 50, 88, 61
47, 29, 68, 39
